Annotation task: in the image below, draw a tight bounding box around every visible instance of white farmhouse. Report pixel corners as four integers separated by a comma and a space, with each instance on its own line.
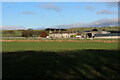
49, 31, 76, 38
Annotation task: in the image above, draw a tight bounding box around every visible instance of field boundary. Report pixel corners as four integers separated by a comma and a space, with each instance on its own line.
1, 40, 119, 43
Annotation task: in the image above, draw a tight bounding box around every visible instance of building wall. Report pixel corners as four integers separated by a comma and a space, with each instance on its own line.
49, 33, 76, 38
49, 31, 115, 38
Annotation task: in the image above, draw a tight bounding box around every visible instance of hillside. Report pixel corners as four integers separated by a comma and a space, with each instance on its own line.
67, 26, 119, 32
1, 26, 119, 37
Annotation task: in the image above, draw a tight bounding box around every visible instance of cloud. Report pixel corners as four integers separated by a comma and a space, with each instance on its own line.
1, 18, 118, 30
87, 18, 118, 27
85, 5, 95, 11
38, 3, 61, 12
96, 10, 117, 14
50, 18, 118, 28
23, 11, 36, 15
1, 26, 27, 30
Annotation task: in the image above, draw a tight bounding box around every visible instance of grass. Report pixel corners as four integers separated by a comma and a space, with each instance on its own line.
2, 42, 118, 52
2, 42, 120, 79
2, 37, 119, 42
3, 50, 120, 79
2, 30, 22, 37
1, 30, 44, 37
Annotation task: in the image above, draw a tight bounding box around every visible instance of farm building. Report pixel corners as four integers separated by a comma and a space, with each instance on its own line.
94, 31, 120, 39
45, 28, 76, 38
49, 31, 76, 38
45, 28, 119, 39
75, 30, 110, 38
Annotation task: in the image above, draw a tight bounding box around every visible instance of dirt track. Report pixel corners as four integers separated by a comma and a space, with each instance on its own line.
0, 40, 119, 43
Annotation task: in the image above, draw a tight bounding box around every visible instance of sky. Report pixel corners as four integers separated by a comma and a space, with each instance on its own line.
1, 2, 119, 30
1, 0, 120, 2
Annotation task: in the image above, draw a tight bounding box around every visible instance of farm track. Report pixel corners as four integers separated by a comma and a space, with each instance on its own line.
1, 40, 119, 43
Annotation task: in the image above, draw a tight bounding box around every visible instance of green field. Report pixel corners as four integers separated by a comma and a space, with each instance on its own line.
2, 42, 120, 79
2, 42, 118, 52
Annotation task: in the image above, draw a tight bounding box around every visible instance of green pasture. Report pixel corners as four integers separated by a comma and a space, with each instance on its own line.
2, 42, 118, 52
2, 37, 119, 41
2, 42, 120, 79
1, 30, 44, 37
2, 30, 22, 37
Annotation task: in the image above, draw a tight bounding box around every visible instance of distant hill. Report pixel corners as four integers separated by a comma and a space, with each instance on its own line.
51, 18, 118, 29
66, 26, 119, 32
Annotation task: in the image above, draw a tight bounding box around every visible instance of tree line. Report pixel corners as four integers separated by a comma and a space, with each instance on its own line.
3, 28, 48, 37
22, 28, 48, 37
